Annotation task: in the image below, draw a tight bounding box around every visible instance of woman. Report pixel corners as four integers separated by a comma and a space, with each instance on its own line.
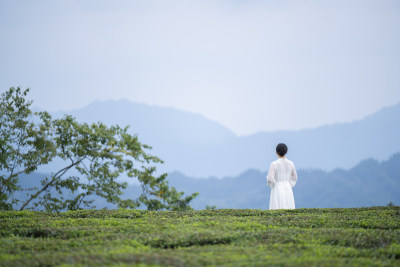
267, 143, 298, 209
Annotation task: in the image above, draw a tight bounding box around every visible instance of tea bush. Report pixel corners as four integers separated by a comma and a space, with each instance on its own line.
1, 206, 399, 266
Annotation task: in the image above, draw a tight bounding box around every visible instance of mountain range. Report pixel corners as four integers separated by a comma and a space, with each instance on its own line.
164, 152, 400, 209
41, 100, 400, 178
15, 152, 400, 210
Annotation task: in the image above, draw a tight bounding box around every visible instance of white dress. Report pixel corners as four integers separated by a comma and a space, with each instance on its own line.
266, 157, 298, 209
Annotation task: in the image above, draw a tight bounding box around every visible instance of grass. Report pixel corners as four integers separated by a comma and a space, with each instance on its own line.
1, 207, 399, 266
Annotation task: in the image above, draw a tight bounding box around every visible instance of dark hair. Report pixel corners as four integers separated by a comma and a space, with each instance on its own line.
276, 143, 288, 157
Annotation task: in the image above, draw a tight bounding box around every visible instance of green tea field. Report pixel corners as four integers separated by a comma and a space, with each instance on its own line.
1, 207, 399, 266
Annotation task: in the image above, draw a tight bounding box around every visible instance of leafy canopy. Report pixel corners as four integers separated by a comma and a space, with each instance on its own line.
0, 87, 198, 211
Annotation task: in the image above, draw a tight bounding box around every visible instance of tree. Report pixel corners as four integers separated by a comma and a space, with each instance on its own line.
0, 87, 55, 210
1, 87, 198, 211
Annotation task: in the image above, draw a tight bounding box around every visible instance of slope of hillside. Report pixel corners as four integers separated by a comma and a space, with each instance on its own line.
42, 100, 400, 177
46, 100, 236, 177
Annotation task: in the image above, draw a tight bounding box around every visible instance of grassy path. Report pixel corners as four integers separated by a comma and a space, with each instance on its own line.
1, 207, 399, 266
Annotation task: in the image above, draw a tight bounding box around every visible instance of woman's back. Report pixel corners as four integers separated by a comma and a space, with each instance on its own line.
266, 143, 298, 209
273, 158, 295, 183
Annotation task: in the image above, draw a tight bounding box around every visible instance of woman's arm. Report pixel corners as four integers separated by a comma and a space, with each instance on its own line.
266, 162, 276, 188
289, 163, 298, 187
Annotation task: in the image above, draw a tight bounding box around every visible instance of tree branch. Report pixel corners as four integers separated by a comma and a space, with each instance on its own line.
9, 135, 23, 180
6, 163, 42, 181
19, 158, 84, 211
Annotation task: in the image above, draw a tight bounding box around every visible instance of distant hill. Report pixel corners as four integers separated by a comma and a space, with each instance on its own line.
15, 153, 400, 210
41, 100, 400, 177
163, 152, 400, 209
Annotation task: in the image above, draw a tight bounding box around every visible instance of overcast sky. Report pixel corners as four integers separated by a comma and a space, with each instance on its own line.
1, 0, 400, 135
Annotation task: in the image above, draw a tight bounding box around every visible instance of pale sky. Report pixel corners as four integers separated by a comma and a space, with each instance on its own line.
1, 0, 400, 135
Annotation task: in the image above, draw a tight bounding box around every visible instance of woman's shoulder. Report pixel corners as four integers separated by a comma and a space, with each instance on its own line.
270, 160, 278, 167
271, 158, 295, 166
271, 159, 281, 164
286, 158, 295, 166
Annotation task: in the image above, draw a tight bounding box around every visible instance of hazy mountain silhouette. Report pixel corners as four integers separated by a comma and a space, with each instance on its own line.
15, 153, 400, 210
43, 100, 400, 177
164, 152, 400, 209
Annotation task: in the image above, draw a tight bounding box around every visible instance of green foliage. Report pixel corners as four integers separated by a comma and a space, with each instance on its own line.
0, 87, 55, 210
1, 87, 197, 212
20, 114, 198, 212
0, 207, 399, 266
